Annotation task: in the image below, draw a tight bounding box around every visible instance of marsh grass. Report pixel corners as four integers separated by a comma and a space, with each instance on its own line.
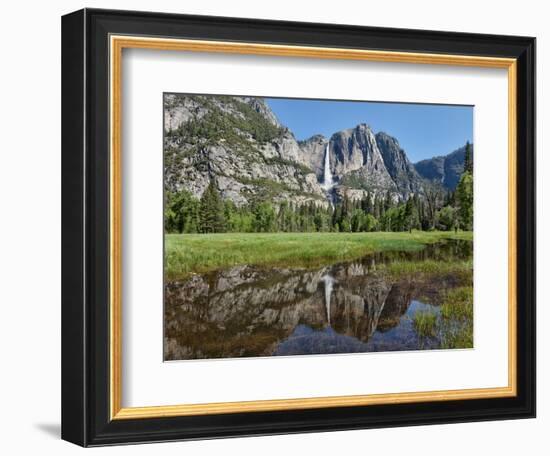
440, 286, 474, 349
441, 287, 474, 321
412, 286, 474, 349
165, 231, 473, 280
413, 311, 438, 338
441, 328, 473, 350
381, 259, 473, 283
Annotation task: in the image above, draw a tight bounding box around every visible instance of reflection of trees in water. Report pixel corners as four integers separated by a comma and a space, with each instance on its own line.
164, 240, 472, 360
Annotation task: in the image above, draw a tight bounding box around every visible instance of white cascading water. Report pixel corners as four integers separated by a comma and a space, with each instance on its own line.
321, 274, 335, 326
322, 143, 334, 191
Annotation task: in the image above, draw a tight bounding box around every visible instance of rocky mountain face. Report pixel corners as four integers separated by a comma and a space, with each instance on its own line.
332, 125, 398, 193
164, 94, 324, 207
376, 132, 423, 195
414, 144, 474, 190
165, 94, 470, 206
300, 126, 415, 195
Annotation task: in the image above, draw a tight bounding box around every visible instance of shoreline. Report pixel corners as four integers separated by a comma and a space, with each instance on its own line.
165, 230, 473, 281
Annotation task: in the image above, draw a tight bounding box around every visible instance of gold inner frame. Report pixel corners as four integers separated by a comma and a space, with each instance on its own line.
109, 35, 518, 420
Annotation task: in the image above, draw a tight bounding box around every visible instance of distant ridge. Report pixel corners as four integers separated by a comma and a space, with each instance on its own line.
414, 144, 474, 190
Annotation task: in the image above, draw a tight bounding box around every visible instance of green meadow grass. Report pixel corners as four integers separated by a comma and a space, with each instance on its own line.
165, 230, 473, 280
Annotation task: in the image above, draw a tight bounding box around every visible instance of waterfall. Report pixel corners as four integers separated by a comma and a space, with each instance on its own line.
322, 143, 334, 191
321, 274, 335, 326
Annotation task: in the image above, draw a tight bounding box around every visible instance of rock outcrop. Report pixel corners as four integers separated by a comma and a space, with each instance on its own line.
376, 132, 423, 197
164, 94, 325, 207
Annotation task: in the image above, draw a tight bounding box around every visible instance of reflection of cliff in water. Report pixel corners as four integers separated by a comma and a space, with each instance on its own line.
164, 240, 472, 360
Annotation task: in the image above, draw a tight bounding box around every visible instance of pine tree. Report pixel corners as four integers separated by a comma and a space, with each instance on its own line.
374, 195, 382, 219
252, 202, 276, 232
384, 190, 393, 212
199, 180, 226, 233
456, 171, 473, 230
403, 196, 416, 233
424, 183, 440, 230
342, 192, 351, 218
165, 190, 200, 233
361, 192, 373, 215
464, 141, 473, 174
332, 204, 343, 231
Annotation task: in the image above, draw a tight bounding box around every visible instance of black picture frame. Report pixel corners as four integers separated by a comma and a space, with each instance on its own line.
62, 8, 536, 447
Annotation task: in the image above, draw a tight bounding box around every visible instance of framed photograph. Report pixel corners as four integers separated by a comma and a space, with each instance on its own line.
61, 8, 535, 446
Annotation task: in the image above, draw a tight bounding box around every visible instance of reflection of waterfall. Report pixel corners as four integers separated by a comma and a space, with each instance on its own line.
321, 274, 335, 325
164, 240, 473, 360
321, 144, 334, 191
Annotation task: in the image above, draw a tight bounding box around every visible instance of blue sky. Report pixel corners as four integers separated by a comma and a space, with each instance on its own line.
264, 98, 473, 163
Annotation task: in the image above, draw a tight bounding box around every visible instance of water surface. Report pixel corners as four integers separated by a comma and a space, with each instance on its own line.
164, 240, 472, 360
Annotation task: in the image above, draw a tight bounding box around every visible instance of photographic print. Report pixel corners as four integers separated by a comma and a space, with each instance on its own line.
163, 94, 474, 361
62, 11, 535, 444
